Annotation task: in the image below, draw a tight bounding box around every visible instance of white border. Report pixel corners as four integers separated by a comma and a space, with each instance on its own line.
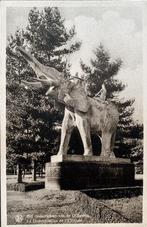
1, 2, 7, 227
1, 1, 147, 227
0, 0, 145, 8
143, 1, 147, 226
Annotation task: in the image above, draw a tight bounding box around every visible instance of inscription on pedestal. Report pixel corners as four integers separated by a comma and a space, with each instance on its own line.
46, 166, 61, 177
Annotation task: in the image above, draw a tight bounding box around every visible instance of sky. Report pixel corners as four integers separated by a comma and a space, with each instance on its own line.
7, 4, 143, 122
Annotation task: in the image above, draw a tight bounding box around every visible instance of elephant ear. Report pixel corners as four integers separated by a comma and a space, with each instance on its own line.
64, 84, 90, 113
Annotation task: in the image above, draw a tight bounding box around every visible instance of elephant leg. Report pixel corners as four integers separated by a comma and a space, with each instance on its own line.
58, 110, 74, 155
110, 132, 116, 158
101, 132, 112, 157
75, 114, 92, 156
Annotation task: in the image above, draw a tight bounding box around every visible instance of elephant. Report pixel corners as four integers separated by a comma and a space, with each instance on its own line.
16, 47, 119, 158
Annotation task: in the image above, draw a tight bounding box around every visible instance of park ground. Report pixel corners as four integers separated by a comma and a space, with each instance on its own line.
7, 175, 143, 224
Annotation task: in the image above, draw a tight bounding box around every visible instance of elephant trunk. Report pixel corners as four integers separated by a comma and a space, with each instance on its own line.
16, 46, 62, 86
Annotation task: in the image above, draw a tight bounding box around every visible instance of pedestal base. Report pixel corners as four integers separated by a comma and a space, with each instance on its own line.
45, 155, 135, 190
51, 154, 131, 163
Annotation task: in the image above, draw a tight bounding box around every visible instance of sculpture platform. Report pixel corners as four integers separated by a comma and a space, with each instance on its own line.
51, 154, 131, 163
45, 155, 135, 190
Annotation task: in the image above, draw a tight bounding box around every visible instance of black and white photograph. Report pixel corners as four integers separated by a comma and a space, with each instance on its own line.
1, 0, 147, 226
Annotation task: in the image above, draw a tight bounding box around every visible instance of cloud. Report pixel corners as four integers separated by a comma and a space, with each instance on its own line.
98, 11, 142, 68
65, 11, 142, 71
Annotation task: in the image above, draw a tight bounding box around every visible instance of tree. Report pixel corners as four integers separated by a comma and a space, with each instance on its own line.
6, 7, 81, 181
81, 44, 138, 159
129, 122, 143, 173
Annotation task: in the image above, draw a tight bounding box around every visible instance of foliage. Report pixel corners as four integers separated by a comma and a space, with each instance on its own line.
81, 44, 124, 98
6, 7, 81, 170
129, 122, 143, 173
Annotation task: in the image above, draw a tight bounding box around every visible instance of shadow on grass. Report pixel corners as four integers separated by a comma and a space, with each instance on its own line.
81, 186, 143, 200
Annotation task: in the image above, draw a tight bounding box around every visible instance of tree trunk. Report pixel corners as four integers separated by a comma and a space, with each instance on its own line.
22, 168, 25, 178
13, 166, 16, 175
32, 160, 37, 181
17, 164, 22, 183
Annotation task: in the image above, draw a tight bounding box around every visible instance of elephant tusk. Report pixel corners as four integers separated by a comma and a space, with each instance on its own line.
45, 86, 55, 96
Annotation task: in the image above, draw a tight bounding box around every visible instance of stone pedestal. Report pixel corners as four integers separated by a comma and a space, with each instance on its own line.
45, 155, 135, 190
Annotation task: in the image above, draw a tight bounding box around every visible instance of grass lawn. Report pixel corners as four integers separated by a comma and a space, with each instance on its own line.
7, 189, 142, 224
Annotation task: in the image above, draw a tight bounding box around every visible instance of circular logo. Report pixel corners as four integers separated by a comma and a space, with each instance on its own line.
15, 214, 23, 223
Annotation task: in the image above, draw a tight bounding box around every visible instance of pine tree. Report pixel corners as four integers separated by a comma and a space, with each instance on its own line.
129, 122, 143, 173
6, 7, 81, 180
81, 44, 137, 158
